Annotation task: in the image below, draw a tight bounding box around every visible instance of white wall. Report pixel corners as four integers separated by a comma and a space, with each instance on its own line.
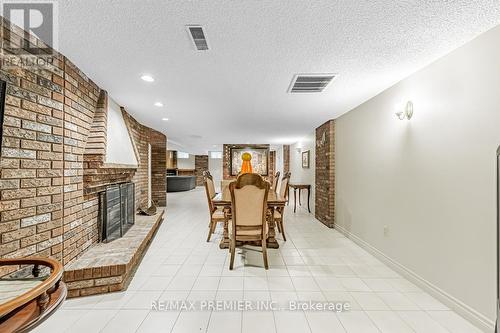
177, 154, 195, 169
289, 133, 315, 214
104, 97, 138, 166
209, 152, 223, 191
335, 25, 500, 326
271, 145, 284, 182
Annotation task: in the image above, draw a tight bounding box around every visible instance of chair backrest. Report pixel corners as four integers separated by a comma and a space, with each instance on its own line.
204, 173, 216, 213
279, 172, 291, 200
230, 173, 269, 234
272, 171, 280, 191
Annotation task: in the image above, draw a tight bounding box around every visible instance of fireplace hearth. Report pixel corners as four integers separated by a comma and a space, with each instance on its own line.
99, 182, 135, 242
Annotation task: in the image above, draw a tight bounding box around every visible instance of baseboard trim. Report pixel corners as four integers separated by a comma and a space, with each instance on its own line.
334, 223, 495, 333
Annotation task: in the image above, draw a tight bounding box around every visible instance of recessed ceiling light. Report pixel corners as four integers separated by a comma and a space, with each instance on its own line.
141, 74, 154, 82
154, 102, 164, 107
162, 118, 169, 121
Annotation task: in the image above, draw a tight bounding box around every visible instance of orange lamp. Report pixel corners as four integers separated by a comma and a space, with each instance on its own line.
240, 152, 253, 174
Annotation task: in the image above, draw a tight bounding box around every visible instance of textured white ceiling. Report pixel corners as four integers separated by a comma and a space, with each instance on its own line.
56, 0, 500, 154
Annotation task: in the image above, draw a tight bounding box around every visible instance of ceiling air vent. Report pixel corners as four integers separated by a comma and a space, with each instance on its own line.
288, 74, 336, 93
187, 25, 209, 51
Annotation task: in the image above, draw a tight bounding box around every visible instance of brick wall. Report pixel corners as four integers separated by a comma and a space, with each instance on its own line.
0, 18, 166, 270
222, 144, 270, 180
120, 108, 166, 209
315, 120, 335, 228
195, 155, 208, 186
0, 46, 66, 270
60, 59, 101, 265
283, 145, 290, 174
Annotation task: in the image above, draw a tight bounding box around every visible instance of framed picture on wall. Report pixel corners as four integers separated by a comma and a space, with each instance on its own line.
302, 150, 310, 168
230, 147, 269, 176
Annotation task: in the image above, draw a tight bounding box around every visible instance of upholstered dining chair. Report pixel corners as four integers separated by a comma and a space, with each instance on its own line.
228, 173, 270, 270
271, 171, 280, 192
273, 172, 290, 241
204, 172, 225, 242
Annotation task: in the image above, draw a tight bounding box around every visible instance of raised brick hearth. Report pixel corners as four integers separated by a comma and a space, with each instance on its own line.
64, 209, 164, 298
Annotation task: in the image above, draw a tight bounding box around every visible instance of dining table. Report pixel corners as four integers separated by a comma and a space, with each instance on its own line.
212, 183, 287, 249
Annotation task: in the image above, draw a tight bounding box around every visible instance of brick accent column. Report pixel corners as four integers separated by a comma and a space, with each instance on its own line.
269, 150, 276, 179
283, 145, 290, 174
222, 145, 231, 180
315, 120, 335, 228
150, 130, 166, 206
195, 155, 208, 186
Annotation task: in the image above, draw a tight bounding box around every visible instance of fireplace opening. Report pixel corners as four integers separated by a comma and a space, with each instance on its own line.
99, 182, 135, 242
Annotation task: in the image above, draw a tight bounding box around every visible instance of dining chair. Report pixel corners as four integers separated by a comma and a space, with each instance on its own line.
271, 171, 280, 192
204, 172, 225, 242
274, 172, 290, 241
228, 173, 270, 270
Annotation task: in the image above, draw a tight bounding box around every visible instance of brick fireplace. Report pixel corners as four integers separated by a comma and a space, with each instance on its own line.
0, 16, 167, 292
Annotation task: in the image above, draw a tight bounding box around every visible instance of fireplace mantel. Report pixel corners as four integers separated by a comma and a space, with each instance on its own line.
82, 91, 139, 199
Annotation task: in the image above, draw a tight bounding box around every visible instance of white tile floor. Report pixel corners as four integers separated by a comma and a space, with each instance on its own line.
33, 188, 483, 333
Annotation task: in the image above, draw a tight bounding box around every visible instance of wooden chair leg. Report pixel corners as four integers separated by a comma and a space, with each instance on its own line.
275, 218, 282, 233
206, 220, 214, 242
229, 239, 236, 270
262, 238, 269, 270
279, 219, 286, 241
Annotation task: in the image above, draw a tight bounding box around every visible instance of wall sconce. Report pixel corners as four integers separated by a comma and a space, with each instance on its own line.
395, 101, 414, 120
